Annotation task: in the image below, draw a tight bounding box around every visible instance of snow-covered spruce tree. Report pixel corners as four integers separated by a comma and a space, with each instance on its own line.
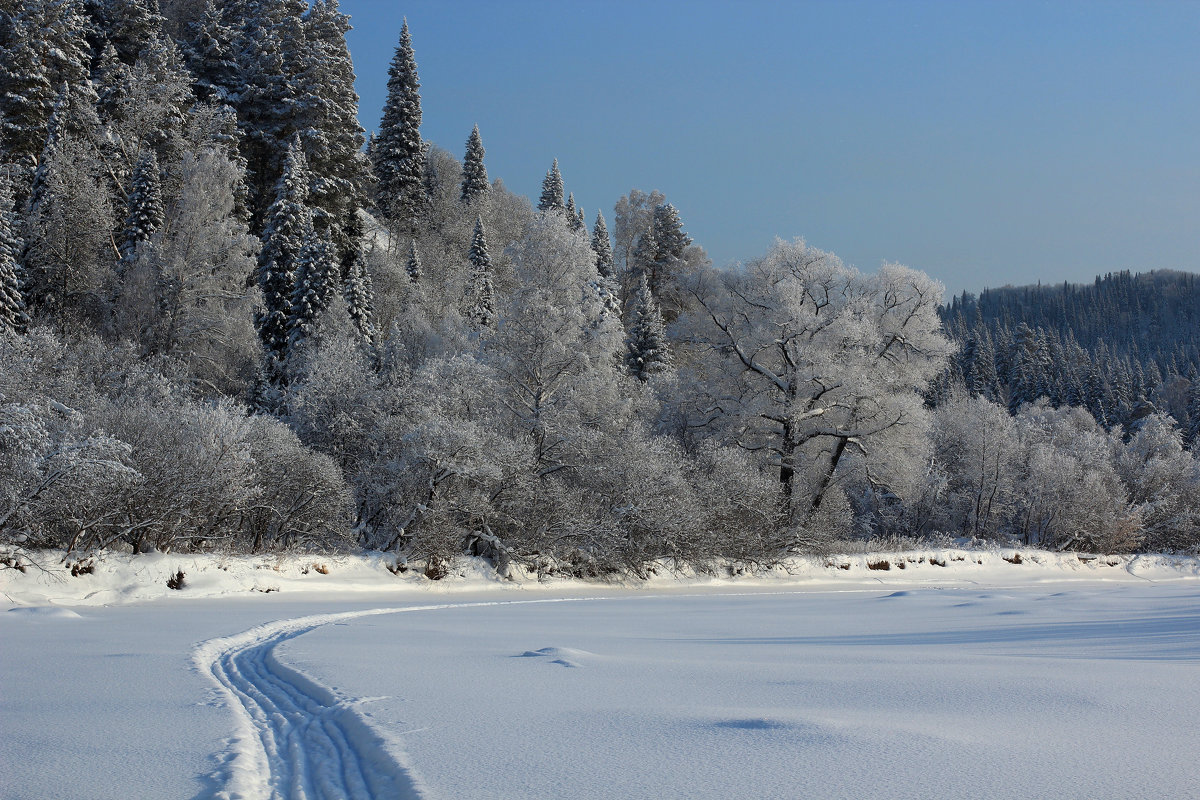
466, 216, 495, 328
566, 193, 584, 231
296, 0, 369, 263
591, 210, 614, 280
405, 237, 422, 282
460, 124, 489, 203
342, 257, 377, 347
643, 202, 694, 321
119, 150, 164, 265
629, 225, 656, 285
227, 0, 309, 227
256, 136, 313, 366
538, 159, 564, 212
0, 0, 91, 180
1187, 379, 1200, 450
288, 232, 339, 357
624, 273, 671, 381
0, 177, 29, 335
181, 0, 240, 103
374, 19, 425, 230
84, 0, 165, 66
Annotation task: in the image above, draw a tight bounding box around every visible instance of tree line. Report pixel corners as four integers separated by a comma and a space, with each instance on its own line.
2, 1, 1198, 576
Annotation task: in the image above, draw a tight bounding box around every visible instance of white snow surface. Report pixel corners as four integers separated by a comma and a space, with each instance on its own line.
3, 550, 1200, 799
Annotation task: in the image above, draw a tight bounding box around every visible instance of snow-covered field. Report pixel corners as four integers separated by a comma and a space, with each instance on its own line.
4, 552, 1200, 799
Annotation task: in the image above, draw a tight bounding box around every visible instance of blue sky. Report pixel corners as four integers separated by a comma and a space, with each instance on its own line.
341, 0, 1200, 296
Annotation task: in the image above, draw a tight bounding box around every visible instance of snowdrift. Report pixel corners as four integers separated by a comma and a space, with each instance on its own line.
4, 548, 1200, 607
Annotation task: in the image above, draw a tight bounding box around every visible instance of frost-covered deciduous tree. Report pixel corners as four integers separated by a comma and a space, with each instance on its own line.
1012, 400, 1133, 551
22, 132, 115, 324
687, 239, 952, 545
612, 188, 664, 276
932, 394, 1020, 538
1116, 412, 1200, 551
114, 146, 260, 392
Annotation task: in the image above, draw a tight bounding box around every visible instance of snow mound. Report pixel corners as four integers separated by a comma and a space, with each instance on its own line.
3, 548, 1200, 608
5, 606, 82, 619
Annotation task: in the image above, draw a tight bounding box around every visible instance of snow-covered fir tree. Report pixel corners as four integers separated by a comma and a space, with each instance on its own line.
296, 0, 368, 263
405, 238, 422, 282
119, 150, 164, 264
0, 177, 29, 335
181, 0, 240, 103
624, 274, 671, 381
538, 159, 564, 212
460, 124, 489, 203
566, 192, 584, 231
0, 0, 91, 179
85, 0, 165, 66
466, 216, 495, 328
342, 257, 376, 346
591, 210, 615, 280
373, 19, 424, 229
257, 136, 313, 365
1186, 379, 1200, 450
288, 231, 340, 356
227, 0, 309, 226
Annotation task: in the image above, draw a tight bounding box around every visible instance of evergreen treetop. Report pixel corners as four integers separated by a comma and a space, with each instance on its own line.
460, 124, 489, 203
120, 150, 165, 263
374, 19, 424, 227
625, 273, 671, 381
467, 216, 495, 328
538, 158, 564, 212
591, 210, 614, 280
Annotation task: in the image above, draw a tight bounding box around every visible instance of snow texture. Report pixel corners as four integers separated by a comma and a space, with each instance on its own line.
4, 553, 1200, 799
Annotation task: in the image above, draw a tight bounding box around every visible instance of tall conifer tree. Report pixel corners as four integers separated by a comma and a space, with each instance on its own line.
405, 238, 422, 283
288, 231, 339, 355
342, 258, 376, 346
119, 150, 164, 264
460, 124, 489, 203
0, 177, 29, 335
591, 211, 614, 280
257, 136, 313, 364
374, 19, 424, 228
624, 274, 671, 381
538, 159, 564, 212
466, 216, 495, 328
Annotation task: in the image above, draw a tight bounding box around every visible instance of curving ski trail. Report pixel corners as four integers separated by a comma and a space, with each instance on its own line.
194, 598, 607, 800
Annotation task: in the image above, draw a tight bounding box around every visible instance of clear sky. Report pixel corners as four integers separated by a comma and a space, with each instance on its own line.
340, 0, 1200, 296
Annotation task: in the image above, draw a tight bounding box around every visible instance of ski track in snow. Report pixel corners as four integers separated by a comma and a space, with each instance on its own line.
193, 588, 940, 799
195, 598, 607, 800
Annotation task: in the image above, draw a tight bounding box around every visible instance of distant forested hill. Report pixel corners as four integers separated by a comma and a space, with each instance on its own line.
938, 270, 1200, 432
